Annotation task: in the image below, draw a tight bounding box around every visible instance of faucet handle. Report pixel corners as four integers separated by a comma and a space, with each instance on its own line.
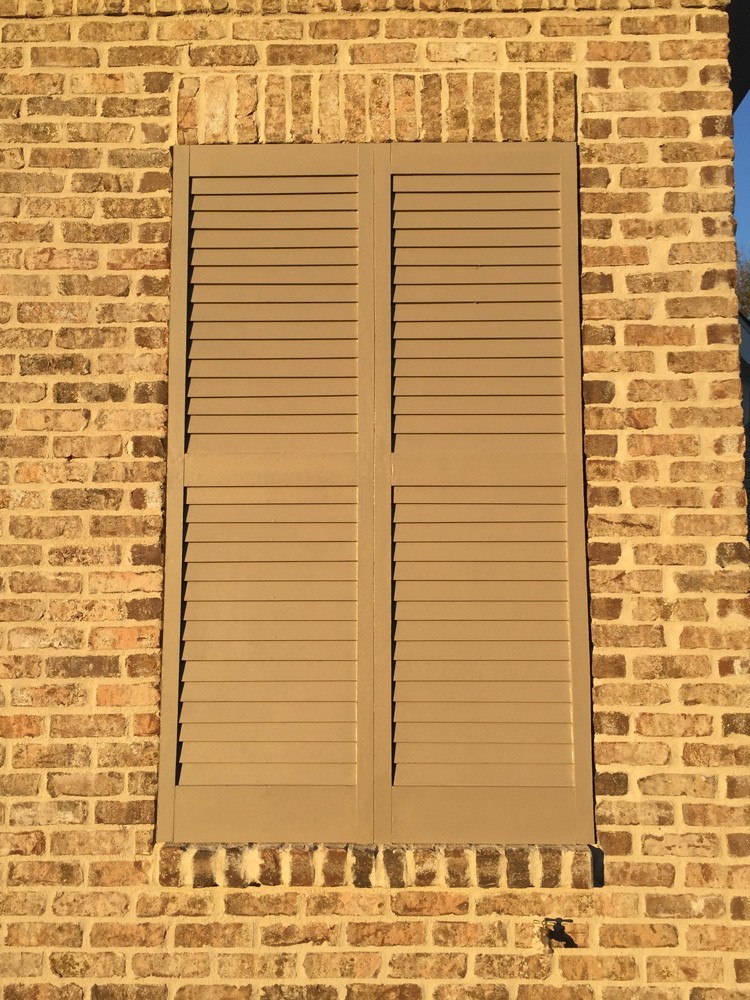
543, 917, 578, 949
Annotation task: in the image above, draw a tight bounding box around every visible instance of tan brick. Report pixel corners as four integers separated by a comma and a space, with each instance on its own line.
559, 956, 638, 981
685, 925, 750, 951
260, 922, 338, 947
89, 861, 151, 886
506, 42, 574, 63
346, 989, 421, 1000
31, 46, 99, 67
645, 894, 725, 920
622, 14, 691, 35
476, 955, 553, 981
642, 834, 721, 859
0, 831, 46, 857
392, 892, 469, 916
464, 18, 529, 38
620, 66, 688, 89
605, 863, 676, 888
108, 46, 180, 66
306, 891, 384, 916
542, 15, 611, 37
189, 44, 257, 67
47, 953, 124, 978
50, 829, 128, 855
269, 44, 337, 65
304, 953, 382, 979
90, 922, 167, 947
619, 116, 690, 139
6, 922, 84, 947
389, 954, 467, 979
314, 19, 380, 39
348, 922, 426, 947
217, 954, 298, 980
176, 990, 251, 1000
597, 800, 675, 827
435, 990, 508, 1000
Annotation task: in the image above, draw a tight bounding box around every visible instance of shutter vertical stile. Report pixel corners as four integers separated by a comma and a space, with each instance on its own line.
386, 144, 593, 843
159, 146, 374, 842
157, 147, 189, 842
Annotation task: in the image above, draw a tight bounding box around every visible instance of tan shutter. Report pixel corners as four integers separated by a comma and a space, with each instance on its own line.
383, 144, 593, 843
158, 146, 375, 842
159, 143, 592, 846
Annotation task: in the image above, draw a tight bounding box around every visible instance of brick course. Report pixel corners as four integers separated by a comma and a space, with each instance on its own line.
0, 0, 746, 996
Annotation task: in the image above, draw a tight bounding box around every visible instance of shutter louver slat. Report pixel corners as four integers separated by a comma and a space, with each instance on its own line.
190, 322, 356, 340
192, 193, 358, 211
180, 741, 356, 761
182, 663, 356, 682
395, 600, 567, 619
190, 340, 358, 359
181, 681, 357, 700
395, 742, 573, 763
394, 229, 560, 248
180, 701, 356, 723
188, 360, 357, 377
394, 304, 563, 322
394, 662, 569, 681
177, 764, 357, 786
394, 248, 562, 266
184, 601, 354, 619
392, 173, 561, 193
393, 210, 561, 229
185, 563, 356, 582
192, 232, 357, 250
395, 265, 562, 285
393, 765, 574, 787
392, 192, 561, 211
387, 144, 591, 844
191, 211, 357, 230
390, 321, 561, 340
191, 304, 358, 321
179, 723, 356, 742
191, 265, 359, 284
192, 176, 359, 194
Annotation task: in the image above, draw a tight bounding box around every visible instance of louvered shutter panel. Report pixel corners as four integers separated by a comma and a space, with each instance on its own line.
160, 143, 593, 846
159, 146, 375, 842
384, 144, 593, 843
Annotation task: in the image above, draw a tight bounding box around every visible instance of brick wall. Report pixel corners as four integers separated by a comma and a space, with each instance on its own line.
1, 0, 748, 997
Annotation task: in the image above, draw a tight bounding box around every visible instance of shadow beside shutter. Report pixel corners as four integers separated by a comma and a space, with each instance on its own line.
160, 146, 373, 843
386, 144, 593, 844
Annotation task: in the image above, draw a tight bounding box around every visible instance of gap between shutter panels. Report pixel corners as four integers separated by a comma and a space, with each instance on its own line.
390, 163, 575, 797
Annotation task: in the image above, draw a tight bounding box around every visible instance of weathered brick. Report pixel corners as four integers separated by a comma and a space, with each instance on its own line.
348, 921, 426, 947
261, 922, 338, 947
269, 44, 337, 65
0, 10, 743, 991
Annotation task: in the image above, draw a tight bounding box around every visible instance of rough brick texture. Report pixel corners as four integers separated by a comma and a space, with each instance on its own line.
0, 0, 746, 997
